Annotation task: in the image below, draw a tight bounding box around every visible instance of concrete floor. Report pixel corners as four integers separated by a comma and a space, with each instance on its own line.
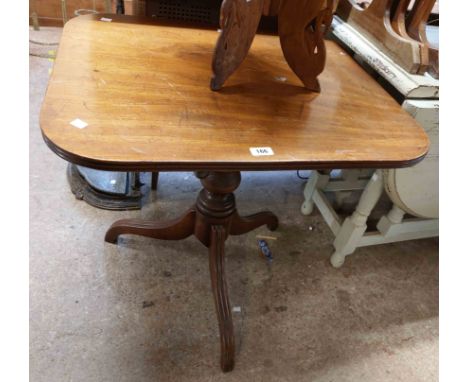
30, 27, 438, 382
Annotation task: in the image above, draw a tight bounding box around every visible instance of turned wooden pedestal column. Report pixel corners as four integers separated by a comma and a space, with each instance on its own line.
105, 171, 278, 372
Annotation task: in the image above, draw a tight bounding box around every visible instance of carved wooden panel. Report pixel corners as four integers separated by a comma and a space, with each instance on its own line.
336, 0, 425, 74
277, 0, 333, 91
211, 0, 264, 90
212, 0, 333, 91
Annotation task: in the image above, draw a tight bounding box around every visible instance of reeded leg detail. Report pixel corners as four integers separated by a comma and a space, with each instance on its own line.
209, 225, 235, 372
104, 171, 281, 372
230, 211, 278, 235
104, 207, 196, 244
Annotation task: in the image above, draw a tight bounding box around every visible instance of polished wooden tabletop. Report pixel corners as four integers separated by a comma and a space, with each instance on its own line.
40, 14, 429, 172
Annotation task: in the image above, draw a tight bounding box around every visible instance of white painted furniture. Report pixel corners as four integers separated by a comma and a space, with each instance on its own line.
302, 168, 438, 268
301, 17, 439, 267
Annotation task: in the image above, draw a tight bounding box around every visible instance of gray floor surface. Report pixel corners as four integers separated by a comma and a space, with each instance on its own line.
30, 27, 438, 382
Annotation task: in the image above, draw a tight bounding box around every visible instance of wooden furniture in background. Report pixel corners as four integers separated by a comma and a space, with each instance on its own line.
406, 0, 435, 39
40, 14, 428, 371
390, 0, 438, 78
336, 0, 439, 77
406, 0, 438, 78
390, 0, 411, 38
336, 0, 426, 74
212, 0, 334, 91
29, 0, 135, 26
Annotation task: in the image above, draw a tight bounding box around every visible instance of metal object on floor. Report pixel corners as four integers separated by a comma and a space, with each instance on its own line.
67, 164, 144, 210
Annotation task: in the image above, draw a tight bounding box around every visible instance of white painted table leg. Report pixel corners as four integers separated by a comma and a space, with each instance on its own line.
301, 170, 318, 215
331, 170, 384, 267
301, 171, 330, 215
387, 205, 406, 224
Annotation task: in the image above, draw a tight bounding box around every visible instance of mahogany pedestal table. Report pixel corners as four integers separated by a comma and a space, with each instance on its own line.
40, 14, 429, 373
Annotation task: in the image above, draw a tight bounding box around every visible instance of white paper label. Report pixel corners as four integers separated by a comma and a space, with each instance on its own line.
100, 17, 112, 22
274, 76, 287, 82
70, 118, 88, 129
250, 147, 274, 156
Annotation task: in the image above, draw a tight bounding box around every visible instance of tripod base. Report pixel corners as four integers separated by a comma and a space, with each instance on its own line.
105, 171, 278, 372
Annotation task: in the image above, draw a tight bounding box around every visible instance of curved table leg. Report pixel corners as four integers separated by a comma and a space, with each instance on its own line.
104, 172, 280, 371
209, 225, 235, 372
230, 211, 278, 235
105, 207, 196, 243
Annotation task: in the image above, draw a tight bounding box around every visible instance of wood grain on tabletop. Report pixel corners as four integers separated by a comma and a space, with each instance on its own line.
40, 14, 429, 172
